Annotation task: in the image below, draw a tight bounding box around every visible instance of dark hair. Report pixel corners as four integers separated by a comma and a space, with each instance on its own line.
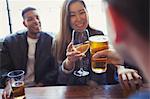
55, 0, 89, 62
68, 0, 87, 31
68, 0, 87, 12
106, 0, 148, 41
22, 7, 36, 19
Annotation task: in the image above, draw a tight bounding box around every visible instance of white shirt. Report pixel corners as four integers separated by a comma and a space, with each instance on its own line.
25, 37, 38, 85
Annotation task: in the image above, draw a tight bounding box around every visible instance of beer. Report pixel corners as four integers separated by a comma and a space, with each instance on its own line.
12, 81, 25, 99
74, 41, 90, 54
89, 35, 109, 73
7, 70, 25, 99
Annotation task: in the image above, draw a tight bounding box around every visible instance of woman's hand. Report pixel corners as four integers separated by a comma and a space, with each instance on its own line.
64, 42, 84, 71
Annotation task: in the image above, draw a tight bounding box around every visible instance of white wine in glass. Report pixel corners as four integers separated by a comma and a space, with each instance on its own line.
72, 29, 90, 77
73, 41, 90, 55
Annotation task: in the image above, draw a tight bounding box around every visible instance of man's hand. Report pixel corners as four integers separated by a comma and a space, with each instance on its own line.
2, 81, 12, 99
117, 66, 142, 91
92, 49, 124, 66
92, 49, 142, 91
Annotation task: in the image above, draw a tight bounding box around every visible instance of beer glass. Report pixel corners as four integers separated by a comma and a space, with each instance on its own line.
72, 29, 90, 77
7, 70, 25, 99
89, 35, 109, 73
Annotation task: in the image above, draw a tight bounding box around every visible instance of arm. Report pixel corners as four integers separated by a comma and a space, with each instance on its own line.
57, 62, 73, 85
93, 49, 142, 90
57, 56, 76, 85
117, 65, 142, 91
1, 39, 14, 98
57, 42, 83, 85
39, 35, 58, 86
0, 39, 13, 87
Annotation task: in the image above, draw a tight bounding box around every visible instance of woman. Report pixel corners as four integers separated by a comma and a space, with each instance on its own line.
55, 0, 141, 87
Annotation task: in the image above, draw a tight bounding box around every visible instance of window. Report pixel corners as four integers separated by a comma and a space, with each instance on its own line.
0, 0, 107, 38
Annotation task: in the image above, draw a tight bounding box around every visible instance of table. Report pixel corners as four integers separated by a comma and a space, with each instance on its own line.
0, 84, 149, 99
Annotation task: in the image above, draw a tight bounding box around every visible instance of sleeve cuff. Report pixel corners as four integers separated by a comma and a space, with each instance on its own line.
61, 60, 75, 74
116, 65, 125, 69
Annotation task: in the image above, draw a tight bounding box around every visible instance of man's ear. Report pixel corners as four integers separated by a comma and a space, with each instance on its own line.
23, 21, 27, 27
108, 5, 128, 44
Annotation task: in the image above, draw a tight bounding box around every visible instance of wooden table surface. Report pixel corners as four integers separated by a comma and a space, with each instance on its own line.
0, 83, 149, 99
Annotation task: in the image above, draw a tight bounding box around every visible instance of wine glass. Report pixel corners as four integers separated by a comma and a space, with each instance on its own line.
72, 29, 90, 77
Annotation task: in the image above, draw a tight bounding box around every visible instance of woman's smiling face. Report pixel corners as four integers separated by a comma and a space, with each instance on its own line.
69, 1, 89, 32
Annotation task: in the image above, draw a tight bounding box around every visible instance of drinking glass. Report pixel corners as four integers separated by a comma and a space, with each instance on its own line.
72, 29, 90, 77
89, 35, 109, 73
7, 70, 25, 99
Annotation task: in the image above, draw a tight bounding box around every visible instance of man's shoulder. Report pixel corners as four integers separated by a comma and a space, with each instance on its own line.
40, 31, 55, 39
5, 31, 26, 41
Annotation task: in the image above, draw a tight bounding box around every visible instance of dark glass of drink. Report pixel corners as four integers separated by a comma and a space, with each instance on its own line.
7, 70, 25, 99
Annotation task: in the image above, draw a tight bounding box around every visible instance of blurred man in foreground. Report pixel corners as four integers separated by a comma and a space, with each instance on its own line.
101, 0, 149, 98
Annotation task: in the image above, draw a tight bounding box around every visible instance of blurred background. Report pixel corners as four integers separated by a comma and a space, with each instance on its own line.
0, 0, 107, 38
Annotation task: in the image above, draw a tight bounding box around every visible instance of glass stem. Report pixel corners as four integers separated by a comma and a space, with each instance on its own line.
80, 58, 84, 70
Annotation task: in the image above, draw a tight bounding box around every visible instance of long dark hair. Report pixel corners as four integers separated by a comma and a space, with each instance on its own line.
54, 0, 94, 63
